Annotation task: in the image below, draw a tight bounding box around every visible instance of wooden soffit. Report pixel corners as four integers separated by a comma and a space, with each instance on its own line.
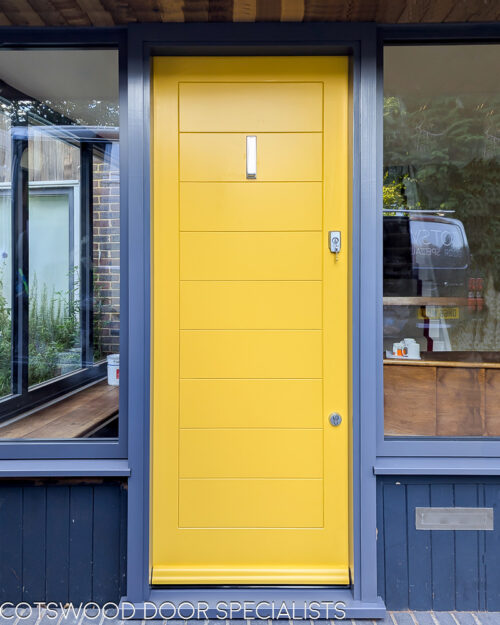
0, 0, 499, 27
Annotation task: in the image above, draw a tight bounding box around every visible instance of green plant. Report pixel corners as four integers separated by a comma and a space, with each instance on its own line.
93, 277, 106, 362
0, 266, 82, 396
0, 263, 11, 397
0, 261, 113, 397
28, 273, 80, 386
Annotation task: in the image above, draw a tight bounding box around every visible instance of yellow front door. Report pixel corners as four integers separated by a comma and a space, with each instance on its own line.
151, 57, 350, 585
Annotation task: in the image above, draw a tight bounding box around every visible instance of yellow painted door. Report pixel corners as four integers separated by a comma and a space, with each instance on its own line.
152, 57, 350, 585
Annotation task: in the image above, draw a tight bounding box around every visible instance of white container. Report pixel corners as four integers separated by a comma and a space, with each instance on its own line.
392, 341, 404, 357
403, 339, 420, 359
107, 353, 120, 386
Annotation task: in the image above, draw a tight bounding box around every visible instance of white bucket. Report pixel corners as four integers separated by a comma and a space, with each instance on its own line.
107, 353, 120, 386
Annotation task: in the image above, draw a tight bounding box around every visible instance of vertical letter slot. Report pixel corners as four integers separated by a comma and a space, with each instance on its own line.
246, 135, 257, 179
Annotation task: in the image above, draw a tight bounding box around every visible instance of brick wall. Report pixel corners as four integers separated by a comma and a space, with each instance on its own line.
93, 153, 120, 358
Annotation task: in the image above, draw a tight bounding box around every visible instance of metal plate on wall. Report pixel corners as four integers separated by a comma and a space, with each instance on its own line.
415, 507, 494, 531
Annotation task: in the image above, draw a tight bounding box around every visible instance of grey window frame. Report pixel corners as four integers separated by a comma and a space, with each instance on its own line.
376, 24, 500, 463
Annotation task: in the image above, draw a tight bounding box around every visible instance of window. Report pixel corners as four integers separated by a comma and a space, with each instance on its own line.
0, 50, 119, 439
383, 44, 500, 438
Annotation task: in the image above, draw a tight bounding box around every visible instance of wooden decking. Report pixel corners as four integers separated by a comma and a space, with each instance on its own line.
0, 380, 119, 439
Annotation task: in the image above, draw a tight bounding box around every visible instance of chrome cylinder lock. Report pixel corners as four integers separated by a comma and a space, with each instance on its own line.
329, 413, 342, 426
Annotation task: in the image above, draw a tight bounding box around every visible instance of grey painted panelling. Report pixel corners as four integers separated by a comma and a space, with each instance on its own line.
0, 479, 127, 604
377, 476, 500, 611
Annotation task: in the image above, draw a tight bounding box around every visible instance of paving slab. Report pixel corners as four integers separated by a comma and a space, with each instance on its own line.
452, 613, 477, 625
412, 612, 435, 625
473, 614, 500, 625
372, 615, 396, 625
390, 613, 416, 625
5, 611, 500, 625
433, 613, 459, 625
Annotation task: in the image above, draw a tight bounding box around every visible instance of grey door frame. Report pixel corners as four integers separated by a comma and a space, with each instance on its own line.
123, 22, 383, 619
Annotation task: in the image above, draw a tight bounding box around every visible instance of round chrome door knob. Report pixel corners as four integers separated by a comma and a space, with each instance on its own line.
329, 413, 342, 426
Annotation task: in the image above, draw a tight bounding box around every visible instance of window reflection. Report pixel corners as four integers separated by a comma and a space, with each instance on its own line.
383, 45, 500, 437
0, 50, 119, 439
0, 109, 11, 399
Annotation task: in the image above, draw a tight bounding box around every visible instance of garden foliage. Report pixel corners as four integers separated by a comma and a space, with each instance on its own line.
384, 93, 500, 287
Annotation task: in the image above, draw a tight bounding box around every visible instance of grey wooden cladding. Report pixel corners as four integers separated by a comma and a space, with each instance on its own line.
415, 507, 494, 531
377, 477, 500, 611
0, 480, 127, 604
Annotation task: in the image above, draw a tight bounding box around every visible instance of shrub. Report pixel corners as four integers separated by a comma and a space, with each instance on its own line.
0, 266, 81, 395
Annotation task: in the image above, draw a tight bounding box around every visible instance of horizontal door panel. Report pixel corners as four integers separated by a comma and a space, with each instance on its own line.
180, 232, 322, 280
180, 379, 323, 428
179, 82, 323, 132
180, 182, 322, 232
180, 330, 323, 378
180, 133, 322, 182
179, 479, 323, 527
179, 429, 323, 478
180, 281, 322, 329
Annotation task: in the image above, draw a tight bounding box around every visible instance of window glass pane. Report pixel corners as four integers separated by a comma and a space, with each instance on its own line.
93, 145, 120, 364
0, 49, 119, 439
383, 44, 500, 437
0, 109, 12, 400
0, 193, 12, 397
28, 138, 80, 386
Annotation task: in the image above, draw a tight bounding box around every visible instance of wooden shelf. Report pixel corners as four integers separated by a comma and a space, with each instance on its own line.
0, 380, 119, 439
383, 297, 469, 306
384, 359, 500, 369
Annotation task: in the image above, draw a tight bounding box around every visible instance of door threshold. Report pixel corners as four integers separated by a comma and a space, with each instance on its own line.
120, 587, 385, 620
151, 566, 350, 586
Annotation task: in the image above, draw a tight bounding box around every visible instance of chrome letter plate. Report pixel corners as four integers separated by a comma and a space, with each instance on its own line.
416, 507, 494, 531
246, 135, 257, 179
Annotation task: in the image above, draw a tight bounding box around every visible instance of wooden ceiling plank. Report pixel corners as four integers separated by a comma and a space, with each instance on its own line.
99, 0, 136, 23
74, 0, 114, 25
338, 0, 353, 21
27, 0, 68, 25
304, 0, 343, 21
50, 0, 92, 25
124, 0, 161, 22
256, 0, 281, 21
396, 0, 433, 23
443, 0, 481, 22
463, 0, 500, 21
0, 0, 46, 25
280, 0, 304, 21
467, 0, 494, 21
375, 0, 408, 23
0, 0, 498, 27
155, 0, 184, 21
419, 0, 455, 22
183, 0, 209, 21
348, 0, 380, 21
233, 0, 256, 21
0, 10, 11, 24
209, 0, 234, 21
